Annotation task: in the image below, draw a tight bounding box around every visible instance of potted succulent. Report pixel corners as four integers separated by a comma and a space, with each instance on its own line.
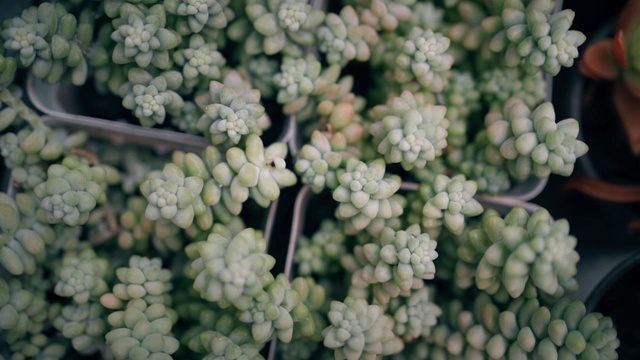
0, 0, 621, 359
562, 0, 640, 226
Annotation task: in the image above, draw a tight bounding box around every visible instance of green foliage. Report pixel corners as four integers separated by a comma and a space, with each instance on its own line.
349, 224, 439, 304
370, 90, 450, 170
322, 297, 403, 360
196, 71, 269, 145
447, 142, 511, 195
164, 0, 234, 35
350, 0, 416, 32
486, 99, 589, 181
196, 329, 265, 360
388, 287, 441, 341
295, 130, 348, 193
420, 174, 483, 236
105, 299, 180, 359
498, 0, 586, 75
110, 4, 182, 69
34, 155, 121, 226
239, 274, 312, 344
427, 294, 619, 359
140, 162, 205, 229
52, 303, 106, 354
459, 207, 580, 300
120, 68, 185, 127
294, 219, 347, 277
186, 227, 275, 310
172, 34, 226, 90
478, 67, 547, 112
1, 3, 89, 85
0, 278, 49, 348
229, 0, 324, 56
212, 134, 297, 209
273, 54, 341, 120
392, 27, 454, 92
317, 6, 378, 66
332, 158, 403, 233
54, 247, 109, 304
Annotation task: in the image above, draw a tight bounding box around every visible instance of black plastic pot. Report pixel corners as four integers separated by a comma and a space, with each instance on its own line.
584, 249, 640, 360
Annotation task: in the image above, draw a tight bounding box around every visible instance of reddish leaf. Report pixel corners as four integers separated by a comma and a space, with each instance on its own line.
614, 82, 640, 155
580, 39, 619, 80
613, 30, 628, 68
564, 176, 640, 203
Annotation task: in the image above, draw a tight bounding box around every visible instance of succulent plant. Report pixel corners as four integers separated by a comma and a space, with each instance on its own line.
229, 0, 324, 56
52, 303, 106, 354
196, 71, 270, 145
239, 54, 279, 99
196, 329, 265, 360
105, 299, 180, 359
34, 155, 121, 226
54, 247, 109, 304
486, 99, 589, 181
441, 70, 481, 130
212, 134, 297, 208
317, 5, 378, 66
1, 2, 90, 85
0, 278, 49, 347
164, 0, 234, 35
186, 227, 275, 310
447, 143, 512, 195
239, 274, 312, 344
420, 174, 483, 236
350, 0, 415, 32
444, 1, 498, 53
332, 158, 404, 233
171, 101, 203, 134
172, 34, 226, 90
495, 0, 586, 75
120, 68, 185, 127
110, 4, 182, 69
322, 297, 404, 359
0, 193, 47, 276
294, 219, 347, 277
100, 255, 173, 309
370, 90, 450, 170
118, 196, 182, 254
388, 287, 441, 341
351, 224, 439, 302
0, 54, 18, 87
427, 294, 619, 359
274, 54, 345, 121
478, 67, 547, 112
140, 162, 205, 229
458, 207, 581, 299
295, 130, 349, 193
392, 27, 454, 92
